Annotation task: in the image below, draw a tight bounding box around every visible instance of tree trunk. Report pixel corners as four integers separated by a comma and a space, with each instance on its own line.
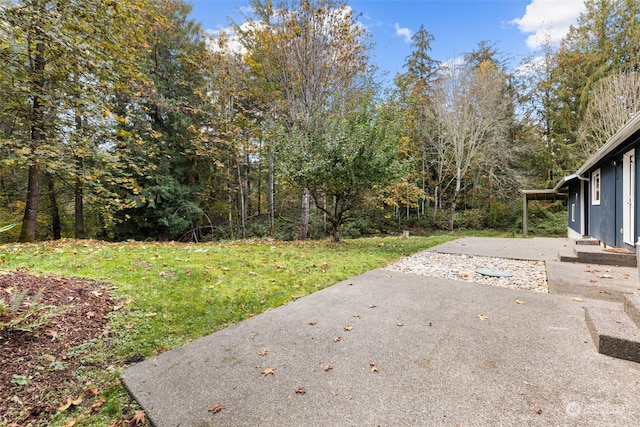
19, 163, 41, 242
298, 187, 310, 240
74, 112, 85, 239
19, 40, 45, 243
268, 144, 275, 235
46, 173, 61, 240
449, 168, 462, 231
74, 157, 85, 239
238, 163, 246, 239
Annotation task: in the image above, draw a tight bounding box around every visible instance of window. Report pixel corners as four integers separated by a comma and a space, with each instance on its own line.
592, 169, 601, 205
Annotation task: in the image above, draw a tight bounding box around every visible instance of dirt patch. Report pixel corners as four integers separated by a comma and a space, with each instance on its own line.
0, 271, 115, 425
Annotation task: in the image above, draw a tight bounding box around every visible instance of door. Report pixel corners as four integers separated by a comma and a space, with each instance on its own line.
623, 149, 635, 245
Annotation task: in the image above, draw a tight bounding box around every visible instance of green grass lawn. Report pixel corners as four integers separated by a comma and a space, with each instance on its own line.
0, 235, 455, 426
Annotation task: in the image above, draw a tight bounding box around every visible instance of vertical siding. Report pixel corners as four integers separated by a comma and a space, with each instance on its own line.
568, 181, 581, 235
590, 163, 617, 247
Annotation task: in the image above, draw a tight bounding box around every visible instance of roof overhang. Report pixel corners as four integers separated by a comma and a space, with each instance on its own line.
521, 189, 568, 201
552, 173, 587, 192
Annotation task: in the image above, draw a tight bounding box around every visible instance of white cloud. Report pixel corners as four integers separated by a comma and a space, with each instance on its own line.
394, 23, 412, 44
510, 0, 586, 49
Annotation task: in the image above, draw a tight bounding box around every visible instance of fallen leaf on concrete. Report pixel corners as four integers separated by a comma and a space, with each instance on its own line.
343, 325, 353, 331
295, 387, 306, 394
208, 404, 225, 414
258, 349, 268, 356
369, 363, 378, 373
368, 304, 377, 308
515, 300, 526, 305
333, 336, 342, 342
477, 314, 488, 321
308, 320, 317, 325
353, 313, 360, 318
324, 364, 333, 371
571, 297, 584, 302
589, 279, 597, 283
396, 321, 404, 327
534, 407, 543, 415
262, 368, 275, 376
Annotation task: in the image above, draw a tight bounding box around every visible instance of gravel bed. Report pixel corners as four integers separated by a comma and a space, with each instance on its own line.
384, 251, 549, 293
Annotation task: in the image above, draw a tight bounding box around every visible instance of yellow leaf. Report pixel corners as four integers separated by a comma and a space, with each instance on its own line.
343, 325, 353, 331
58, 397, 73, 412
261, 368, 275, 376
515, 300, 526, 305
477, 314, 488, 321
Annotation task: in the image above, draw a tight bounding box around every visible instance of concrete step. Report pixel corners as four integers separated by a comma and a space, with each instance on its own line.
584, 304, 640, 363
575, 238, 600, 246
558, 246, 637, 267
624, 292, 640, 329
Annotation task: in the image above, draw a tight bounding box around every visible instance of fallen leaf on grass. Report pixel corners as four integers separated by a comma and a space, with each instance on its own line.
130, 410, 146, 425
208, 404, 225, 414
477, 314, 488, 321
85, 387, 100, 395
262, 368, 275, 376
343, 325, 353, 331
369, 363, 378, 373
295, 387, 306, 394
64, 420, 77, 427
58, 396, 83, 411
91, 398, 107, 411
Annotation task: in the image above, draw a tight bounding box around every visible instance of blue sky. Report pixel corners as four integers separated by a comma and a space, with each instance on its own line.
188, 0, 586, 77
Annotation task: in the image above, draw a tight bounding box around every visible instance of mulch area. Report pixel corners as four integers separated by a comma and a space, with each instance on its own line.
0, 271, 115, 425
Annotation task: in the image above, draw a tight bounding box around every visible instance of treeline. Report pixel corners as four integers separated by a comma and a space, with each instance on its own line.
0, 0, 639, 242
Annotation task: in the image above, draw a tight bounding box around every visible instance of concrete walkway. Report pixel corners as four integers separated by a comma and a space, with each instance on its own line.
122, 237, 640, 426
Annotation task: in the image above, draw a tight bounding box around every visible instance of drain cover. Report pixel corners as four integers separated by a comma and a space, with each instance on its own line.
475, 268, 512, 278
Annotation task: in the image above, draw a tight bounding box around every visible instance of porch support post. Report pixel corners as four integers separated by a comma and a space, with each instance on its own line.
523, 194, 528, 238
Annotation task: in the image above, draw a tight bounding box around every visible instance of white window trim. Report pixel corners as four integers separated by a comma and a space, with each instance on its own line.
571, 203, 576, 223
592, 168, 601, 205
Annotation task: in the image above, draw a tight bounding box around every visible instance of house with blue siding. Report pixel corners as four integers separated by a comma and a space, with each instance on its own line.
556, 113, 640, 251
